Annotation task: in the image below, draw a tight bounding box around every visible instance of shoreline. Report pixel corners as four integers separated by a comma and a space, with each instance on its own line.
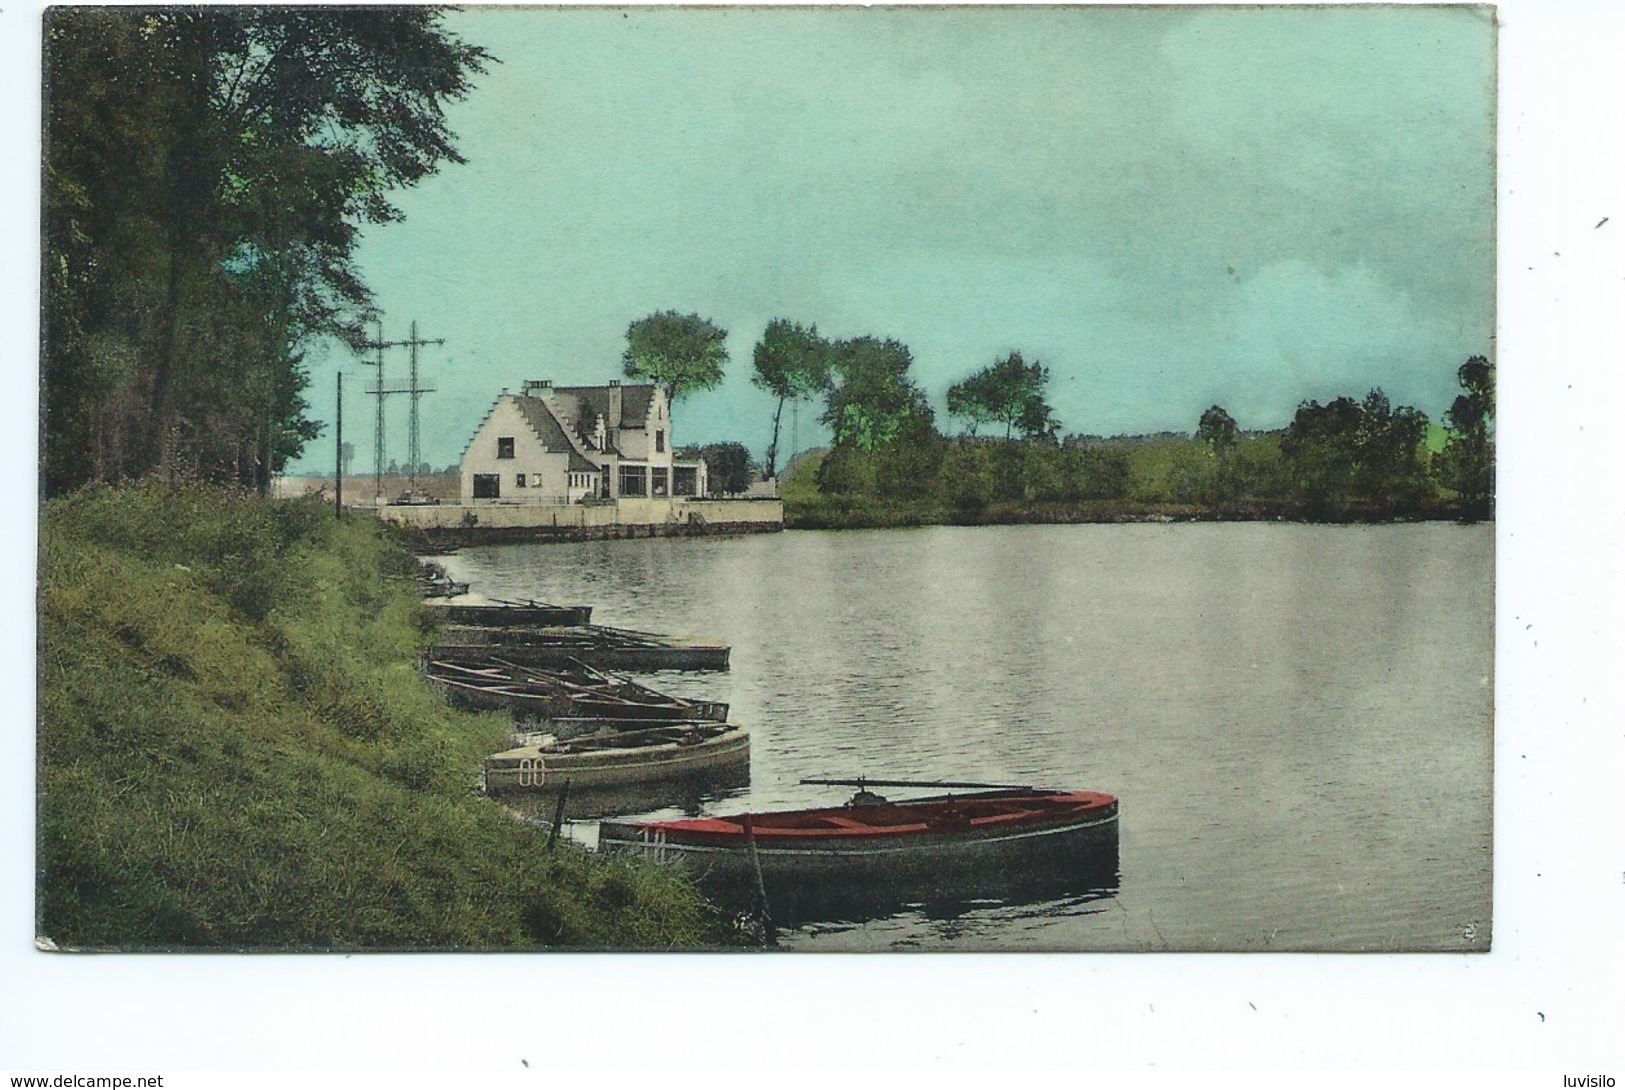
784, 499, 1489, 531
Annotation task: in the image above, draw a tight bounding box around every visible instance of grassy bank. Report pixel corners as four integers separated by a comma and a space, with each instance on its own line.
38, 484, 724, 949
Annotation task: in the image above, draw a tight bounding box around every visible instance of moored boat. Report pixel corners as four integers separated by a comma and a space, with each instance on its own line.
425, 656, 729, 723
598, 780, 1120, 920
426, 598, 593, 627
482, 721, 751, 793
432, 624, 730, 672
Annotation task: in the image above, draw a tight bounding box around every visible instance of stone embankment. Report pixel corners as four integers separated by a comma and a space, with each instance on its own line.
378, 496, 785, 546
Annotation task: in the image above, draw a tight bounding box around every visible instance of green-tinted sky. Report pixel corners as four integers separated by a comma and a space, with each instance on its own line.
294, 4, 1495, 473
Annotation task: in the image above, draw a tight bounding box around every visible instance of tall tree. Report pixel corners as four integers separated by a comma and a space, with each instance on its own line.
822, 336, 935, 452
42, 7, 490, 495
1439, 355, 1494, 517
1196, 405, 1240, 455
750, 318, 832, 479
946, 351, 1057, 439
623, 311, 729, 407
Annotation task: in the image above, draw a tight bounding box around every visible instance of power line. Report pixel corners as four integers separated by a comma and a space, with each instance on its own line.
359, 320, 443, 501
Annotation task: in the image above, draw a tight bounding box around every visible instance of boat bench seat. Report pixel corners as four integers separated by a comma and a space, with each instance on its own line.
819, 815, 878, 831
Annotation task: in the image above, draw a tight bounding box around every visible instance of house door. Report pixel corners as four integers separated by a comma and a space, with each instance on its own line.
472, 473, 501, 500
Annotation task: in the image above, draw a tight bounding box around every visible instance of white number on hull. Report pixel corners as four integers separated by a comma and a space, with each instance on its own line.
516, 756, 546, 789
638, 827, 670, 864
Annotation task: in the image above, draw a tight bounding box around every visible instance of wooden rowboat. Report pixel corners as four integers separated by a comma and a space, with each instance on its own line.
425, 657, 729, 723
598, 780, 1119, 920
432, 624, 730, 672
426, 598, 593, 627
482, 721, 750, 793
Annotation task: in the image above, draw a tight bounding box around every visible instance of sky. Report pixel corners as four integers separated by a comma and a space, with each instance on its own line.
288, 4, 1496, 475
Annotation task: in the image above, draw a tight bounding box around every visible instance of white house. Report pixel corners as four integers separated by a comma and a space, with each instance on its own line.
459, 379, 709, 504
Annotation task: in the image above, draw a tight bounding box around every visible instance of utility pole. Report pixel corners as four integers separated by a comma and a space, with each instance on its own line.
335, 372, 343, 518
359, 321, 400, 504
404, 320, 443, 493
360, 320, 443, 503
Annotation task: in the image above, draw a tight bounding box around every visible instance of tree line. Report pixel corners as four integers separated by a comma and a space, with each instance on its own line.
42, 7, 489, 498
618, 308, 1493, 521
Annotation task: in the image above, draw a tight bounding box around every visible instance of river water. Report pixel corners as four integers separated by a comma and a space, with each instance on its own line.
437, 522, 1493, 952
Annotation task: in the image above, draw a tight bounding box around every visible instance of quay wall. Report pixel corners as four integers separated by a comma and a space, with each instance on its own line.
376, 497, 784, 545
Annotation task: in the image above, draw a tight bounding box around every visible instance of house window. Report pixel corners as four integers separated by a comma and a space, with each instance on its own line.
516, 473, 527, 488
673, 466, 698, 497
472, 473, 500, 499
497, 436, 515, 459
619, 465, 648, 496
655, 429, 666, 454
652, 467, 669, 496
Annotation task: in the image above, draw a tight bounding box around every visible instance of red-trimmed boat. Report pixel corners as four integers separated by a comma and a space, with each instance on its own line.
598, 779, 1119, 919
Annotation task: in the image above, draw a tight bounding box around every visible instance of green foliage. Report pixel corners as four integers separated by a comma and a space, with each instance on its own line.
940, 443, 997, 513
39, 485, 721, 949
812, 445, 880, 497
765, 321, 1485, 525
751, 319, 833, 478
775, 332, 1485, 526
1051, 442, 1134, 502
777, 450, 828, 506
623, 310, 729, 406
946, 351, 1059, 440
42, 8, 490, 495
1438, 355, 1494, 518
682, 441, 755, 496
1281, 389, 1432, 514
822, 337, 936, 452
805, 434, 1126, 519
1197, 405, 1240, 454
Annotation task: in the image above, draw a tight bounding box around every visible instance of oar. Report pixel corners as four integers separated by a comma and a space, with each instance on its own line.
800, 777, 1039, 792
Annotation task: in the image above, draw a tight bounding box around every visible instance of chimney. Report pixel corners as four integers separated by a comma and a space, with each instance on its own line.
607, 380, 622, 429
522, 379, 552, 398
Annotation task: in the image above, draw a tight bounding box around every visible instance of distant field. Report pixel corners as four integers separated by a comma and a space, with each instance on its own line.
275, 472, 461, 502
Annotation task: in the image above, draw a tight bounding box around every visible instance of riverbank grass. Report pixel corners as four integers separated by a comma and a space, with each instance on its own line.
39, 484, 722, 949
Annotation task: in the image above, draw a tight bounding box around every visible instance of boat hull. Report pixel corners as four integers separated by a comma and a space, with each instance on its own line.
482, 726, 750, 793
428, 602, 593, 627
435, 675, 729, 722
433, 624, 730, 672
496, 765, 751, 821
600, 790, 1120, 920
426, 659, 730, 723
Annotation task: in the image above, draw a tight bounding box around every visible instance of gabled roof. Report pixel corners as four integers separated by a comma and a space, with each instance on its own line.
549, 385, 657, 438
511, 396, 597, 472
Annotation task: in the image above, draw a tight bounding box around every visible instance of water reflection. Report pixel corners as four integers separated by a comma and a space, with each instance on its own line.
720, 844, 1122, 934
785, 876, 1123, 946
